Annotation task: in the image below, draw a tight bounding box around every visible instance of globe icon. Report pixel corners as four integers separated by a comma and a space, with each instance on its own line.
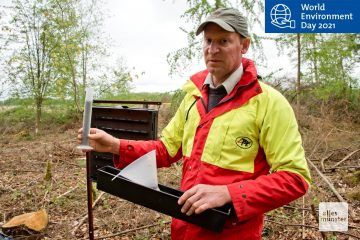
270, 4, 292, 24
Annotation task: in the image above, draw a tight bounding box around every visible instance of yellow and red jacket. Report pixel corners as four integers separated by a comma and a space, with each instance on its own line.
114, 58, 311, 240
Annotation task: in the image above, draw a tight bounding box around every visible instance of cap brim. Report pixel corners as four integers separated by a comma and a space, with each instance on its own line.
195, 19, 235, 36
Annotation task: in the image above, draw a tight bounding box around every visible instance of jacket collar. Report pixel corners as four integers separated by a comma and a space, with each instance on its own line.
184, 58, 258, 96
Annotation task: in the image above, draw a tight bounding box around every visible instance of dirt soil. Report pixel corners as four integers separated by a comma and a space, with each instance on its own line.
0, 106, 359, 240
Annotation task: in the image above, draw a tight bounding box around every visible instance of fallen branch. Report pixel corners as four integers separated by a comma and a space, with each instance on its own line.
93, 221, 171, 240
331, 149, 360, 170
334, 127, 358, 135
55, 186, 79, 200
320, 152, 334, 172
265, 219, 318, 229
265, 219, 360, 239
302, 196, 305, 239
349, 224, 360, 230
328, 147, 351, 153
71, 192, 105, 235
283, 205, 312, 212
311, 204, 327, 240
324, 165, 360, 172
307, 158, 344, 202
308, 128, 334, 159
307, 158, 359, 223
1, 169, 42, 173
11, 233, 44, 240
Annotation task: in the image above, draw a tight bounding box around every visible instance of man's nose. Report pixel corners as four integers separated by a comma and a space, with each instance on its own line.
208, 42, 219, 54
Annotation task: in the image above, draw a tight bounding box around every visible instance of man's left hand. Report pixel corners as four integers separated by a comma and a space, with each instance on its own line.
178, 184, 231, 216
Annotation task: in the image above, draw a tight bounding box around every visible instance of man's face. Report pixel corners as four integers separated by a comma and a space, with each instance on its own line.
203, 23, 249, 85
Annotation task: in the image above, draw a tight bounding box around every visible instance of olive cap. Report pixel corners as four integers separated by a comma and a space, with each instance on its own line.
196, 8, 249, 37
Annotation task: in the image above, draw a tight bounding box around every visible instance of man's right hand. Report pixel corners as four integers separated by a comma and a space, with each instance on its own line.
77, 128, 119, 154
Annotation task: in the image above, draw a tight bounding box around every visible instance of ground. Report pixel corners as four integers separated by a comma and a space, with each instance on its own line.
0, 105, 359, 240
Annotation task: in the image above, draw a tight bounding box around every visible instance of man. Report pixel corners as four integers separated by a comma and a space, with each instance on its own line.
78, 8, 311, 240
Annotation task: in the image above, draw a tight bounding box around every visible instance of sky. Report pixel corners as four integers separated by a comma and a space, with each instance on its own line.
103, 0, 198, 93
0, 0, 292, 97
102, 0, 291, 93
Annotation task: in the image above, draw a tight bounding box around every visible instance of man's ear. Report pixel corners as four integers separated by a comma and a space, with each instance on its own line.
241, 38, 251, 54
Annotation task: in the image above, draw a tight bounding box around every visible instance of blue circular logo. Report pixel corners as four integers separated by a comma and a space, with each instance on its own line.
270, 4, 292, 25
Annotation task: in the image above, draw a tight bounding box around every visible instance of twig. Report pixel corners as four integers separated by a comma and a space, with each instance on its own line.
265, 219, 360, 239
1, 169, 42, 173
328, 147, 351, 153
71, 192, 105, 235
283, 205, 312, 212
324, 165, 360, 172
53, 143, 71, 153
55, 186, 78, 200
268, 213, 360, 230
307, 158, 359, 222
349, 224, 360, 230
320, 152, 334, 172
307, 158, 344, 202
265, 219, 318, 229
92, 221, 171, 240
12, 233, 44, 239
308, 128, 335, 159
331, 149, 360, 170
302, 196, 305, 239
334, 127, 358, 134
311, 204, 327, 240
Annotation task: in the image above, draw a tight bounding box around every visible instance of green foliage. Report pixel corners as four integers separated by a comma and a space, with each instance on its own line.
1, 0, 113, 132
0, 104, 34, 124
0, 97, 79, 131
167, 0, 265, 76
100, 92, 172, 103
95, 59, 135, 99
274, 33, 360, 120
170, 89, 186, 116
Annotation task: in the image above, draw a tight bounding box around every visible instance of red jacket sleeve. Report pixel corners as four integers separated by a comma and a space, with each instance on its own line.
113, 139, 182, 169
227, 171, 309, 221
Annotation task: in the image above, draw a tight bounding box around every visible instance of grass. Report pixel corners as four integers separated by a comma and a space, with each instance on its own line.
99, 92, 173, 103
0, 92, 177, 134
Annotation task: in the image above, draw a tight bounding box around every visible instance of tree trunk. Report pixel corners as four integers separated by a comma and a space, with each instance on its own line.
311, 35, 319, 84
35, 97, 42, 135
296, 33, 301, 115
82, 46, 88, 103
71, 66, 81, 113
66, 50, 81, 113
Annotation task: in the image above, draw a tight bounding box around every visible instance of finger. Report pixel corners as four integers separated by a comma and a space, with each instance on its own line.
78, 128, 83, 134
88, 139, 95, 149
180, 193, 201, 214
186, 197, 209, 215
194, 202, 211, 214
88, 130, 103, 140
89, 128, 98, 134
185, 204, 197, 216
185, 197, 209, 215
88, 132, 101, 140
178, 187, 196, 205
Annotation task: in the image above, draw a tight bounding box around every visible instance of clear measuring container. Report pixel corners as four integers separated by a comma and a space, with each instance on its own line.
77, 87, 94, 150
